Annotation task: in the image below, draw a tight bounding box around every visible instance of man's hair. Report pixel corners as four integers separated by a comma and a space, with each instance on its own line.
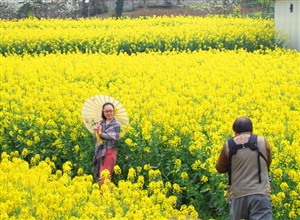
232, 117, 253, 133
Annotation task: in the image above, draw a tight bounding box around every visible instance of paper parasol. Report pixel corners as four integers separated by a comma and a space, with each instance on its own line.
81, 94, 129, 133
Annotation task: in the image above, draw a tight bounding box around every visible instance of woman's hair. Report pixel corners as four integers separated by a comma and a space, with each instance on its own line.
232, 117, 253, 133
101, 102, 115, 120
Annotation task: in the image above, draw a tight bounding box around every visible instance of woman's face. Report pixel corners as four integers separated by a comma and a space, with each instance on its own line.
103, 104, 114, 121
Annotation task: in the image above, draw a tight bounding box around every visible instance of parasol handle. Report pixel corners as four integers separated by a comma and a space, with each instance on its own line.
95, 132, 103, 145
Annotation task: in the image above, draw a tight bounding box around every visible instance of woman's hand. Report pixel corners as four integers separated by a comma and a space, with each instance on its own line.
93, 125, 99, 131
94, 125, 102, 136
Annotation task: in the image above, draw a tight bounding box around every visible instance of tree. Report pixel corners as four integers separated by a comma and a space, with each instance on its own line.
62, 0, 81, 18
81, 0, 88, 17
115, 0, 124, 18
0, 1, 23, 19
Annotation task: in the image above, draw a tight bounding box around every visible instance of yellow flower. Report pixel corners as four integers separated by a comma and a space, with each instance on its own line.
290, 190, 299, 199
30, 154, 40, 166
181, 172, 189, 180
288, 210, 296, 219
174, 159, 181, 167
72, 145, 80, 154
62, 161, 72, 175
77, 168, 84, 175
191, 160, 201, 171
273, 169, 282, 181
280, 182, 289, 191
52, 155, 57, 161
21, 148, 30, 157
173, 183, 182, 193
144, 147, 151, 153
136, 166, 142, 173
114, 165, 122, 175
143, 164, 151, 171
201, 175, 208, 183
277, 192, 286, 200
287, 170, 299, 183
127, 167, 136, 181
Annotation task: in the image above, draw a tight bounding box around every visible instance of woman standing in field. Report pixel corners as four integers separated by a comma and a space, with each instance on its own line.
93, 102, 121, 186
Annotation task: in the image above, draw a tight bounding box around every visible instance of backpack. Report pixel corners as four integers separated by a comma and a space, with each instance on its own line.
227, 134, 269, 185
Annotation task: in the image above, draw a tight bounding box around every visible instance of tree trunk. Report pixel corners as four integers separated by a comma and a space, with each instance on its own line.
82, 0, 88, 17
115, 0, 124, 18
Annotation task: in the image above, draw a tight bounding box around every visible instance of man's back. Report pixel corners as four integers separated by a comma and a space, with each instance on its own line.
215, 116, 272, 220
226, 134, 270, 201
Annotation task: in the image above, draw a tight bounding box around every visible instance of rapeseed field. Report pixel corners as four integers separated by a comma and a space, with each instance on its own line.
0, 16, 299, 219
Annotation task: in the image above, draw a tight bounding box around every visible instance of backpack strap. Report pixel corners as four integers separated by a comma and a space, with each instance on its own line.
227, 138, 235, 186
227, 134, 269, 185
251, 139, 269, 183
